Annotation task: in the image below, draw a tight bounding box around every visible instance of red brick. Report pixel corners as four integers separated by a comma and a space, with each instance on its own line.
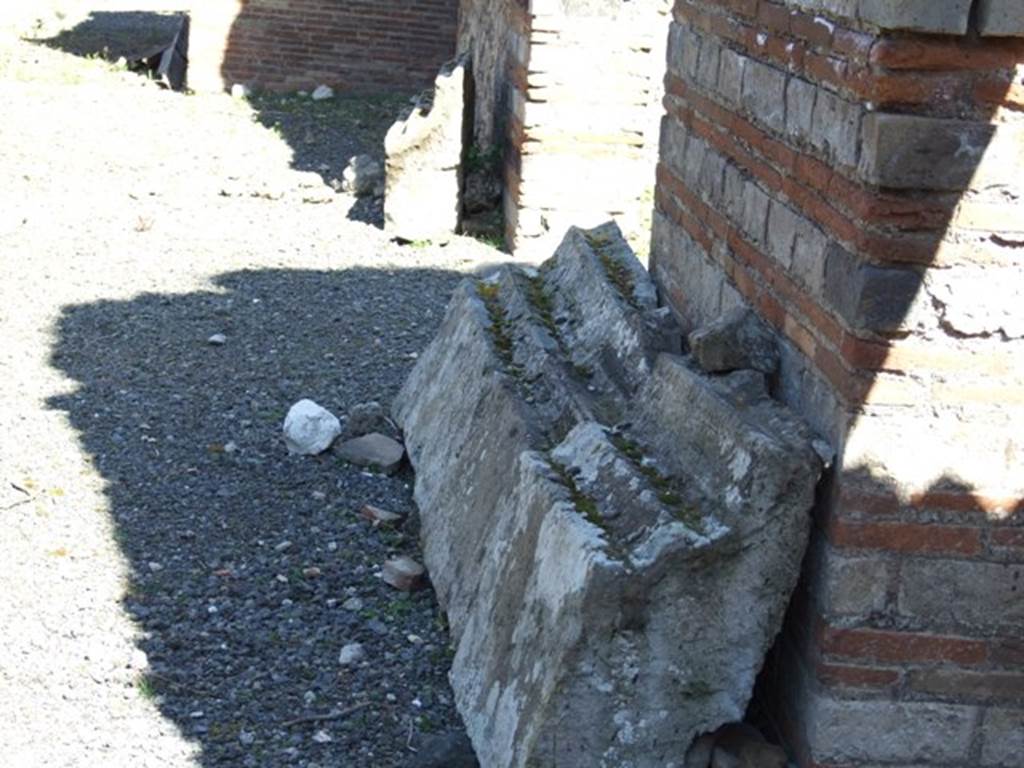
828, 519, 983, 557
817, 662, 901, 690
820, 626, 988, 666
869, 39, 1024, 71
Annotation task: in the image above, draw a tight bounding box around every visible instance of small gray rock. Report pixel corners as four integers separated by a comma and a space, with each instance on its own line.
409, 731, 479, 768
283, 399, 342, 455
688, 307, 780, 374
338, 643, 365, 665
344, 400, 392, 437
341, 596, 364, 611
207, 333, 227, 345
336, 432, 404, 473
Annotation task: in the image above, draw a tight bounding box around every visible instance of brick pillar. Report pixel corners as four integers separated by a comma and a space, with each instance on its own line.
651, 1, 1024, 765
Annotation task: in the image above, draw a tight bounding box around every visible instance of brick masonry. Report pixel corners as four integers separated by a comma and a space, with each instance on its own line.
185, 0, 459, 93
651, 0, 1024, 765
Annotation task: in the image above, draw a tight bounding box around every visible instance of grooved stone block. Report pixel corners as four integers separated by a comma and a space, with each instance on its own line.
394, 223, 821, 768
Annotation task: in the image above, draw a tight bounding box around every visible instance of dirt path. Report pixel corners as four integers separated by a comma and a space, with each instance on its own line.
1, 14, 495, 767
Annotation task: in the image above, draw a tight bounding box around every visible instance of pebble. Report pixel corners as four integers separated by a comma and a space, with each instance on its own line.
207, 333, 227, 345
360, 503, 403, 526
338, 643, 365, 665
312, 730, 333, 744
239, 730, 255, 746
336, 433, 405, 474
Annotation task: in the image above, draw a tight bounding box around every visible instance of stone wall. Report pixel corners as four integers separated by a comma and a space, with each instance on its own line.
651, 0, 1024, 765
187, 0, 459, 93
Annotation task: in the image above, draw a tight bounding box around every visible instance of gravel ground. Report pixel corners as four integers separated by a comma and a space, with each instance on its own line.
0, 13, 501, 767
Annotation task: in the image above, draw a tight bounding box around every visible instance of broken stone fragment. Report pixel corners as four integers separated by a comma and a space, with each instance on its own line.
340, 155, 384, 197
410, 731, 479, 768
360, 504, 404, 526
336, 433, 404, 473
393, 222, 822, 768
282, 399, 342, 455
689, 306, 780, 374
381, 556, 426, 591
384, 54, 469, 243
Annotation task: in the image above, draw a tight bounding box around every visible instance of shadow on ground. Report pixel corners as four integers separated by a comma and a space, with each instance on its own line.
47, 267, 466, 767
29, 10, 183, 61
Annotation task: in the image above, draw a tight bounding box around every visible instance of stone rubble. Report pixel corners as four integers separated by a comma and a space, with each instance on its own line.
394, 221, 824, 768
360, 503, 404, 526
282, 399, 342, 456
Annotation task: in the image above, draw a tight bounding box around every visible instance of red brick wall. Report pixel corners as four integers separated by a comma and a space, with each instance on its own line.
652, 0, 1024, 765
188, 0, 459, 93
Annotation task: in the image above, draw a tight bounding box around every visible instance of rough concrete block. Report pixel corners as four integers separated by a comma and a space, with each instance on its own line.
718, 46, 745, 106
696, 36, 721, 92
899, 559, 1024, 632
740, 181, 770, 245
978, 0, 1024, 36
817, 548, 890, 617
859, 113, 997, 191
395, 223, 822, 768
791, 218, 827, 297
785, 76, 817, 139
384, 54, 469, 242
766, 200, 800, 269
824, 243, 923, 333
741, 59, 787, 134
857, 0, 971, 34
982, 708, 1024, 766
805, 695, 978, 764
809, 88, 861, 168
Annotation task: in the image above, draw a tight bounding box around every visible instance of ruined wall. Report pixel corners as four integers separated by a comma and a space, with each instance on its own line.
187, 0, 459, 93
651, 0, 1024, 765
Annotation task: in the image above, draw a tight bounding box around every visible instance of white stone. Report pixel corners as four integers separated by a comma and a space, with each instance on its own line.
207, 333, 227, 345
230, 83, 250, 100
282, 399, 341, 455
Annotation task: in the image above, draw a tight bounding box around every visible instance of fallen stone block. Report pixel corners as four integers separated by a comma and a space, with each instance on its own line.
384, 54, 470, 243
394, 222, 822, 768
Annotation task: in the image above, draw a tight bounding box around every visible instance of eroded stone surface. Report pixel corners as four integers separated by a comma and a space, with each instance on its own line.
393, 222, 823, 768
